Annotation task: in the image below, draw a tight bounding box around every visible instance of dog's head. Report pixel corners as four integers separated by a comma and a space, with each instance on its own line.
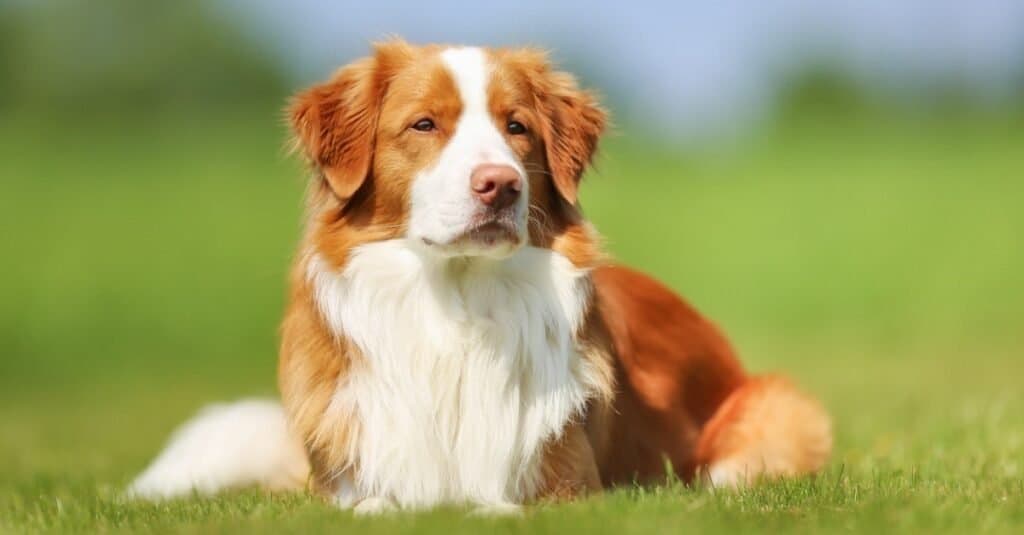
290, 40, 606, 263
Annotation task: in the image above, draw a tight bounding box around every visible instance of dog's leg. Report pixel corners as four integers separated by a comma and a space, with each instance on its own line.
328, 471, 361, 508
534, 422, 603, 502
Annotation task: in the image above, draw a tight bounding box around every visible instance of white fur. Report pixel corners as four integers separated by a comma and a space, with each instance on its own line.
307, 240, 601, 509
407, 47, 528, 255
707, 459, 750, 489
353, 496, 398, 516
128, 399, 309, 499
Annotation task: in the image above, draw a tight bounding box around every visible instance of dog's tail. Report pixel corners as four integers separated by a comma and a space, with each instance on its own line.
695, 375, 832, 488
128, 399, 309, 499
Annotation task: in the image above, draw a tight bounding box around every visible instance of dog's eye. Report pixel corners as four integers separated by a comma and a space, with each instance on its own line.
411, 118, 435, 132
506, 120, 527, 135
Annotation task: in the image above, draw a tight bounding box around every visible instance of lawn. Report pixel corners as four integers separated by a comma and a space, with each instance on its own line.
1, 111, 1022, 533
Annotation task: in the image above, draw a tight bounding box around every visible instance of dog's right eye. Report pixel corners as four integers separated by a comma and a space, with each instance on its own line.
411, 118, 435, 132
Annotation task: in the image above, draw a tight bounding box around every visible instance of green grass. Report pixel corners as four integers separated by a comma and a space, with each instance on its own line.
2, 111, 1023, 533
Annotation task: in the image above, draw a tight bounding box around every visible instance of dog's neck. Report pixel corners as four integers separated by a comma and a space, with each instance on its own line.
304, 238, 603, 507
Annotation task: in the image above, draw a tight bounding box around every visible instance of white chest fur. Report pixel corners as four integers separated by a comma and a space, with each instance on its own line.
307, 240, 600, 508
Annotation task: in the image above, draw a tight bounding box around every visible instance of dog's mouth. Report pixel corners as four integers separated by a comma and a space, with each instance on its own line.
421, 215, 523, 255
454, 220, 519, 246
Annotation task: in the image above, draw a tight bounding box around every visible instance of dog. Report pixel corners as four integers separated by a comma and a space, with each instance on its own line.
130, 40, 831, 514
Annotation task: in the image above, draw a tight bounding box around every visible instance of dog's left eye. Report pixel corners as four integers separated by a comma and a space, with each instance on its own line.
506, 121, 527, 135
411, 118, 436, 132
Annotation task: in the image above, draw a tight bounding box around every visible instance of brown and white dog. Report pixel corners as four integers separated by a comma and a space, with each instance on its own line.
130, 40, 831, 514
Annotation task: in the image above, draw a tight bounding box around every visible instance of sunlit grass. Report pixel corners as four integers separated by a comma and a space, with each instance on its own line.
1, 113, 1022, 533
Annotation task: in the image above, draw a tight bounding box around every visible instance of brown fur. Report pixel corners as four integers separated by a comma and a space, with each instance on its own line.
277, 263, 358, 494
693, 376, 832, 486
536, 422, 603, 501
279, 39, 831, 505
587, 265, 748, 484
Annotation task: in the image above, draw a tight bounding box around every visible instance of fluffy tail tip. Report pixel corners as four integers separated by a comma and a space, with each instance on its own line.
127, 399, 309, 500
696, 375, 832, 488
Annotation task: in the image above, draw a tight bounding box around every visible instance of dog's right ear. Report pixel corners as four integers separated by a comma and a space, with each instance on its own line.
288, 40, 412, 203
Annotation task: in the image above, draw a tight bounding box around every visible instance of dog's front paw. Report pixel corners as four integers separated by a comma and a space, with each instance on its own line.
470, 502, 523, 517
353, 496, 397, 516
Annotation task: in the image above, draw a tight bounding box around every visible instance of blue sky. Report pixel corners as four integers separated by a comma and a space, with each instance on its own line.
218, 1, 1024, 135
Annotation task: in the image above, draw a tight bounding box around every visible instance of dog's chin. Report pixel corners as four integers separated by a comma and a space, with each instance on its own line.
419, 220, 525, 259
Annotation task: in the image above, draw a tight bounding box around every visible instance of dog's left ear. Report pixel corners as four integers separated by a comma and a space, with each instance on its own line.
516, 51, 607, 206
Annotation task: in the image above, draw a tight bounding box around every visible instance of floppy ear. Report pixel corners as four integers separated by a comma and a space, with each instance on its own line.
530, 61, 607, 206
288, 40, 413, 202
289, 57, 379, 202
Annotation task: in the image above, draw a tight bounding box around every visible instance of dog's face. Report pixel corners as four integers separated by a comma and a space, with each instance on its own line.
290, 40, 605, 260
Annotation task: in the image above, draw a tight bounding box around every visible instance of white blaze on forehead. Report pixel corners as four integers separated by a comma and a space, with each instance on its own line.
441, 47, 491, 120
437, 46, 517, 165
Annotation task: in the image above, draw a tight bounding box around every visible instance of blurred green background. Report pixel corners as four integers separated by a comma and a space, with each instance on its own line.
1, 1, 1022, 532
